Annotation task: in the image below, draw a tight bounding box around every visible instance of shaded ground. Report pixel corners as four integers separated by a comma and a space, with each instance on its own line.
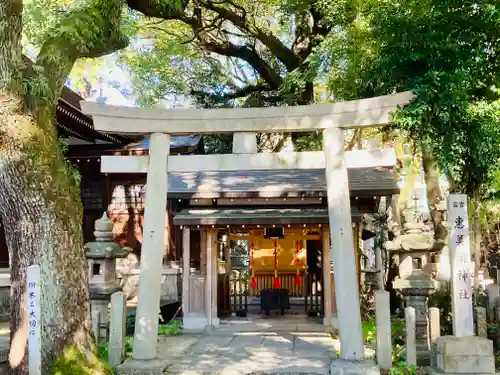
0, 316, 378, 374
161, 316, 339, 375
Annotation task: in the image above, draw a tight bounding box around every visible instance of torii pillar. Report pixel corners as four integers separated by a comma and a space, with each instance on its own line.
325, 128, 379, 374
117, 133, 170, 374
82, 91, 414, 375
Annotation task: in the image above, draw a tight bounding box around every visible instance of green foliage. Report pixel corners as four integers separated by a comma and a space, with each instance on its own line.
119, 12, 265, 108
362, 317, 377, 344
393, 83, 500, 197
328, 0, 500, 200
293, 132, 323, 152
204, 134, 233, 154
390, 318, 406, 363
158, 319, 182, 336
362, 316, 406, 363
22, 0, 70, 48
389, 361, 417, 375
124, 337, 133, 357
428, 283, 453, 336
98, 342, 108, 360
52, 344, 113, 375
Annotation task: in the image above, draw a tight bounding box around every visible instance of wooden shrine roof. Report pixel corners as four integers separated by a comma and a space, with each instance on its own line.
57, 87, 133, 145
65, 134, 203, 158
57, 87, 203, 157
173, 206, 362, 226
165, 167, 398, 199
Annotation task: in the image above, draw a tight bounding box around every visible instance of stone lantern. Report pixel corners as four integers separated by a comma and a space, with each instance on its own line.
84, 212, 128, 341
387, 218, 439, 365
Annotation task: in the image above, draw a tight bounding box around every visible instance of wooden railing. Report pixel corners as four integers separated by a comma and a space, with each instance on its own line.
217, 271, 324, 317
248, 272, 305, 297
304, 272, 323, 316
217, 273, 248, 317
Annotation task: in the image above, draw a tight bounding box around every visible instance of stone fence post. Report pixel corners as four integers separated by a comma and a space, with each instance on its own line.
475, 307, 487, 338
405, 306, 417, 366
375, 290, 392, 370
109, 292, 126, 369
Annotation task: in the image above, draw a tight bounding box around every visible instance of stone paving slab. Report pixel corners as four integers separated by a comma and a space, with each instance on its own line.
163, 318, 338, 375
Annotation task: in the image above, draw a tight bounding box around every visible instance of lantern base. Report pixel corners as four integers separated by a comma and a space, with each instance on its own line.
183, 313, 209, 331
329, 359, 380, 375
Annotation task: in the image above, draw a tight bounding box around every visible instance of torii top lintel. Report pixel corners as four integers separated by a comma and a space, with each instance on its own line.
80, 91, 414, 135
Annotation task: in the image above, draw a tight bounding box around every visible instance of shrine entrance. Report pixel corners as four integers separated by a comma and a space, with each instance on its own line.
172, 202, 361, 325
213, 225, 327, 320
82, 90, 412, 366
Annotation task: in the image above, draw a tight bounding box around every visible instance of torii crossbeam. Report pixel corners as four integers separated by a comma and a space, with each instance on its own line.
81, 91, 413, 373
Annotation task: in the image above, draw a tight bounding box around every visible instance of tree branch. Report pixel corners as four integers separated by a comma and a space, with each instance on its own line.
127, 0, 301, 72
344, 129, 361, 151
35, 0, 128, 104
201, 0, 301, 70
225, 83, 272, 99
191, 82, 272, 101
202, 40, 282, 87
125, 0, 189, 19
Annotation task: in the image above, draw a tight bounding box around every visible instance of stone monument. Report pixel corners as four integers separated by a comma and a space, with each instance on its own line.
85, 212, 128, 342
428, 194, 495, 375
387, 214, 438, 365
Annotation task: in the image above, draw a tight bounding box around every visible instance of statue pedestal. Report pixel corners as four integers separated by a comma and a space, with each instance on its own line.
428, 336, 495, 375
388, 219, 440, 366
393, 277, 438, 365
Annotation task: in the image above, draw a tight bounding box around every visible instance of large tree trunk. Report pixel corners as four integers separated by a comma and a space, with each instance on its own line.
0, 98, 98, 374
422, 147, 447, 248
0, 1, 127, 373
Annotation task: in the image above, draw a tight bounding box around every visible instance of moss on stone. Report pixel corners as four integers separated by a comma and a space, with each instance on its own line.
51, 344, 113, 375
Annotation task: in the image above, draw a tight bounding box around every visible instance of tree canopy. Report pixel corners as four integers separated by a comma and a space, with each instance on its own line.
122, 0, 341, 107
327, 0, 500, 199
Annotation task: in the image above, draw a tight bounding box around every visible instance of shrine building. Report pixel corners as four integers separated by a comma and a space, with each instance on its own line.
79, 91, 413, 367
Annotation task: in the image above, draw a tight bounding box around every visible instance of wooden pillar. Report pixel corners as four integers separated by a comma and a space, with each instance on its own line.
322, 227, 333, 327
205, 229, 213, 326
200, 230, 207, 275
211, 230, 219, 326
324, 127, 364, 361
102, 173, 111, 213
182, 227, 190, 314
224, 233, 231, 274
131, 132, 170, 361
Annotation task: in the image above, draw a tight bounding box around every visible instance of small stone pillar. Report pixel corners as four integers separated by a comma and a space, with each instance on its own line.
387, 219, 438, 365
85, 212, 128, 342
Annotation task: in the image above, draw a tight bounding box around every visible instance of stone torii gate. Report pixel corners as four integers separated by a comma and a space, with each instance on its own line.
81, 91, 413, 374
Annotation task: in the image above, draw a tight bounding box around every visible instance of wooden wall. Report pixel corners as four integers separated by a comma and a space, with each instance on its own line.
77, 162, 181, 263
106, 180, 181, 262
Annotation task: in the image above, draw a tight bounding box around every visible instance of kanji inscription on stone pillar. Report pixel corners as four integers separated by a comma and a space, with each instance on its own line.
447, 194, 474, 337
27, 265, 41, 375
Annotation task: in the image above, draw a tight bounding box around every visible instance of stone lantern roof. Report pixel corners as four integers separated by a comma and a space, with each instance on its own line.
386, 221, 435, 254
84, 212, 128, 259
